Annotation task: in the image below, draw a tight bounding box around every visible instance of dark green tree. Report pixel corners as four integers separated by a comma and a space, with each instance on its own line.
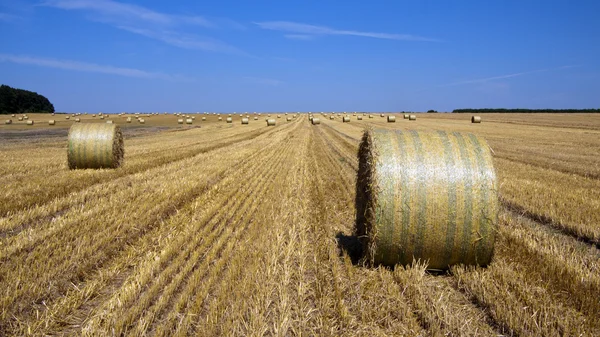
0, 84, 55, 114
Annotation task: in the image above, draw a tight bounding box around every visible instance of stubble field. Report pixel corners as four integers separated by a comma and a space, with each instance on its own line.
1, 112, 599, 336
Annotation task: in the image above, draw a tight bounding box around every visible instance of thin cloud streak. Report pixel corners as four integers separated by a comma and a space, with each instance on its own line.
242, 77, 284, 86
41, 0, 212, 27
0, 53, 188, 81
254, 21, 438, 42
284, 34, 313, 41
117, 26, 244, 54
440, 65, 581, 87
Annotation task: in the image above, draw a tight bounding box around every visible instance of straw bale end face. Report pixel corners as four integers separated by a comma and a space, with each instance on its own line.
356, 129, 498, 270
67, 123, 124, 169
471, 116, 482, 123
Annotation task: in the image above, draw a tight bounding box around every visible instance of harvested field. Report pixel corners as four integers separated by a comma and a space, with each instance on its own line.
0, 112, 599, 336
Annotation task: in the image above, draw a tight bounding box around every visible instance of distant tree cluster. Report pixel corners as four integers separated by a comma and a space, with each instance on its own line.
427, 110, 438, 113
453, 108, 600, 113
0, 84, 55, 114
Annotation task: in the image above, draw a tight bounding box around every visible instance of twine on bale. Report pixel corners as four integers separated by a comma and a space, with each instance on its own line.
355, 129, 498, 270
387, 116, 396, 123
67, 123, 124, 169
471, 116, 481, 123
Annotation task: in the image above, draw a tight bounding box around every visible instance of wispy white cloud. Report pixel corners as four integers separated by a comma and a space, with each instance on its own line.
284, 34, 313, 41
41, 0, 212, 27
0, 53, 188, 80
440, 65, 581, 87
242, 76, 284, 86
0, 12, 20, 22
40, 0, 244, 54
116, 26, 244, 54
254, 21, 438, 42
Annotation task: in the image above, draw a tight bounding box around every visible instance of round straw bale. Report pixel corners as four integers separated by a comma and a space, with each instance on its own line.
387, 116, 396, 123
106, 120, 114, 124
18, 117, 23, 121
178, 119, 184, 124
75, 118, 81, 122
356, 129, 498, 269
24, 116, 29, 120
26, 120, 34, 125
330, 116, 335, 120
409, 115, 416, 121
68, 123, 124, 169
226, 117, 233, 123
66, 116, 70, 120
241, 118, 249, 124
369, 114, 374, 118
311, 118, 321, 125
404, 114, 410, 119
126, 117, 132, 123
343, 116, 350, 123
380, 114, 385, 117
92, 114, 96, 117
11, 114, 15, 117
5, 119, 12, 124
471, 116, 481, 123
286, 117, 292, 121
357, 116, 363, 120
267, 119, 276, 126
49, 120, 56, 125
277, 115, 281, 118
100, 116, 105, 120
186, 118, 193, 124
202, 117, 206, 121
139, 119, 145, 124
254, 116, 258, 120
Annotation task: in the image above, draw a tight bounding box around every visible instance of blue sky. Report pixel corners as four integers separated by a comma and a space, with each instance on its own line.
1, 0, 599, 112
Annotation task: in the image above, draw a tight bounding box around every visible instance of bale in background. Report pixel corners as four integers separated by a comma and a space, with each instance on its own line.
126, 117, 132, 123
202, 117, 206, 121
355, 129, 498, 270
241, 118, 249, 124
106, 120, 114, 124
404, 114, 410, 119
330, 116, 335, 120
267, 119, 276, 126
312, 118, 321, 125
66, 116, 71, 120
409, 115, 417, 121
186, 118, 193, 124
18, 117, 23, 121
226, 117, 233, 123
357, 116, 363, 120
68, 123, 124, 169
286, 117, 292, 121
343, 116, 350, 123
387, 116, 396, 123
26, 120, 34, 125
369, 115, 374, 118
5, 119, 12, 124
49, 120, 56, 125
254, 116, 258, 120
139, 119, 145, 124
380, 114, 385, 117
75, 118, 81, 122
471, 116, 482, 123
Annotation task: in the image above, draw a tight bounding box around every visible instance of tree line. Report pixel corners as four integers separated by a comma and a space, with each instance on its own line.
453, 108, 600, 113
0, 84, 55, 114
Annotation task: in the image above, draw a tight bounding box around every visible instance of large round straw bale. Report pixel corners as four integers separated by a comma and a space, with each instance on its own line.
202, 117, 206, 121
18, 117, 23, 121
357, 116, 363, 120
177, 119, 184, 124
369, 114, 374, 118
26, 120, 34, 125
277, 115, 281, 118
66, 116, 70, 120
409, 115, 417, 121
387, 116, 396, 123
75, 118, 81, 122
11, 114, 15, 117
343, 116, 350, 123
49, 120, 56, 125
356, 129, 498, 269
68, 123, 124, 169
330, 116, 335, 120
92, 114, 96, 117
226, 117, 233, 123
254, 116, 258, 120
139, 119, 145, 124
241, 118, 249, 124
100, 116, 105, 120
126, 117, 132, 123
380, 114, 385, 117
404, 114, 410, 119
5, 119, 12, 124
471, 116, 481, 123
312, 118, 321, 125
218, 117, 223, 121
286, 117, 292, 121
106, 120, 114, 124
186, 118, 193, 124
266, 119, 276, 126
24, 116, 29, 120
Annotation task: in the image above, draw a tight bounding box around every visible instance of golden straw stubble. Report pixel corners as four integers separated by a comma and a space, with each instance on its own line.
67, 123, 124, 169
356, 129, 498, 270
